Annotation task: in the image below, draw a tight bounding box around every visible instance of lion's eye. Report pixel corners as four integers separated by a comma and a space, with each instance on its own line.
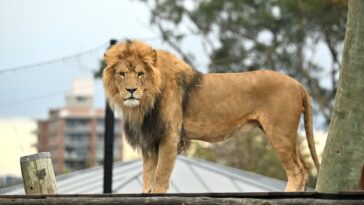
138, 72, 144, 78
118, 72, 125, 77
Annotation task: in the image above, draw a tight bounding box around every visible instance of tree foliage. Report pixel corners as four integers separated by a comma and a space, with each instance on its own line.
140, 0, 347, 124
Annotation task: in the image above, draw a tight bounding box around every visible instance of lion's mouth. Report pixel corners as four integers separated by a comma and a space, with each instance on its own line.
124, 96, 140, 101
124, 97, 140, 107
125, 96, 135, 100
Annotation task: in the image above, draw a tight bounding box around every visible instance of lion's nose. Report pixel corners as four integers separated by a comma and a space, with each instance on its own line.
126, 88, 137, 94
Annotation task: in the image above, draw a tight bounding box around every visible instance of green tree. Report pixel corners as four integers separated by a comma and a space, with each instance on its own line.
140, 0, 347, 124
316, 0, 364, 193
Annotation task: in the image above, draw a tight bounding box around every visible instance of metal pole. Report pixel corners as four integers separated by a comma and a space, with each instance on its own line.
103, 39, 117, 194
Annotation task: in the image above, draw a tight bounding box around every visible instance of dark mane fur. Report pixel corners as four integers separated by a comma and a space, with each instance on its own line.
178, 69, 203, 152
124, 95, 165, 155
123, 69, 203, 155
179, 70, 203, 112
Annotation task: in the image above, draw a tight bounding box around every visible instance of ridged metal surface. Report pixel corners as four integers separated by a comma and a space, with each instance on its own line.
1, 156, 287, 194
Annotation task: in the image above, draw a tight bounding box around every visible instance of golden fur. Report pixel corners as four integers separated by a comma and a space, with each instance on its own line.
102, 40, 320, 193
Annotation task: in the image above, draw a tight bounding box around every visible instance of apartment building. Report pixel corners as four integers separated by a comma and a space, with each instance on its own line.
37, 80, 123, 175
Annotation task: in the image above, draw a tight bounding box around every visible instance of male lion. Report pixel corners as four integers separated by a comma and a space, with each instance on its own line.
102, 40, 320, 193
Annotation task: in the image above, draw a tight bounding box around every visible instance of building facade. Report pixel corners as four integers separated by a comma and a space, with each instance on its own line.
0, 118, 37, 177
37, 80, 123, 175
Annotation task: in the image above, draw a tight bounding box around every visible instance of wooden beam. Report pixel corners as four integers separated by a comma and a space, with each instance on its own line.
1, 193, 364, 205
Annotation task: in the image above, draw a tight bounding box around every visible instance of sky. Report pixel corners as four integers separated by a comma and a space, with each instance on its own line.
0, 0, 331, 127
0, 0, 208, 119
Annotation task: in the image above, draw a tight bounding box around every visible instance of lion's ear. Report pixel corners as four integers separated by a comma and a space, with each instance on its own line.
143, 49, 157, 67
151, 49, 157, 65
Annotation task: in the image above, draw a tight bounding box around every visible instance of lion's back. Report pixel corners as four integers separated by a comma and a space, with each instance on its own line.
198, 70, 302, 96
185, 70, 305, 120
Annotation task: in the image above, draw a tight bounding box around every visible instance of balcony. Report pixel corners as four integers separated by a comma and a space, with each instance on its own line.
64, 126, 91, 134
64, 151, 89, 161
64, 139, 90, 149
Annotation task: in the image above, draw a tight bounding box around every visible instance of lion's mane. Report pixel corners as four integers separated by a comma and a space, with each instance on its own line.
102, 40, 201, 155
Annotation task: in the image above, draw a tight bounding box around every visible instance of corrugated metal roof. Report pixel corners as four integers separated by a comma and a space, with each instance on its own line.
1, 156, 287, 194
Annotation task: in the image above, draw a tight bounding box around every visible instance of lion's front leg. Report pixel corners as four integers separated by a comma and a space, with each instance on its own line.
142, 151, 158, 193
151, 131, 179, 193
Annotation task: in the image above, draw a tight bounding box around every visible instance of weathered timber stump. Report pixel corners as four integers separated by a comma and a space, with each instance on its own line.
20, 152, 57, 194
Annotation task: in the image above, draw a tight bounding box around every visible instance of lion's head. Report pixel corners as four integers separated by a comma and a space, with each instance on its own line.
102, 40, 162, 113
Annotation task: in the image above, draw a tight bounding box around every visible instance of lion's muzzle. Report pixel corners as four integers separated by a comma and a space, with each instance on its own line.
126, 88, 137, 94
124, 98, 140, 107
124, 88, 141, 107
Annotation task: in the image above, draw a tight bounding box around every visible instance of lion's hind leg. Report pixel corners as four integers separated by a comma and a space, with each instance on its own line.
258, 118, 307, 191
267, 132, 307, 191
295, 142, 309, 190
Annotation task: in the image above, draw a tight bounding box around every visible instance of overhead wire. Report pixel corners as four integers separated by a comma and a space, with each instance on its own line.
0, 36, 162, 109
0, 36, 161, 75
0, 42, 108, 75
0, 89, 69, 109
0, 85, 94, 109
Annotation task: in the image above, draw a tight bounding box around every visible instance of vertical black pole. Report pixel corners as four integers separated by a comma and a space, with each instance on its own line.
103, 39, 117, 194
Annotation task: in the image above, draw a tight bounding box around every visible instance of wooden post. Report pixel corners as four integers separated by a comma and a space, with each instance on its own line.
20, 152, 57, 195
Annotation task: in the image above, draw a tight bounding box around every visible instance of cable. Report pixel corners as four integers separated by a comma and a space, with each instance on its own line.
0, 36, 161, 75
0, 86, 93, 109
0, 36, 163, 111
0, 90, 68, 109
0, 42, 108, 75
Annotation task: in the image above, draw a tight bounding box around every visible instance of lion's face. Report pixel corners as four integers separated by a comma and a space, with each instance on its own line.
102, 41, 162, 111
113, 61, 148, 107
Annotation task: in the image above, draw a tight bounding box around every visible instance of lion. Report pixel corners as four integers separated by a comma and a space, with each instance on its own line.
102, 40, 320, 193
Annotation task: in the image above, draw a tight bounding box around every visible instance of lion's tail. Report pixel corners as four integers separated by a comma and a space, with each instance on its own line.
302, 87, 320, 172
